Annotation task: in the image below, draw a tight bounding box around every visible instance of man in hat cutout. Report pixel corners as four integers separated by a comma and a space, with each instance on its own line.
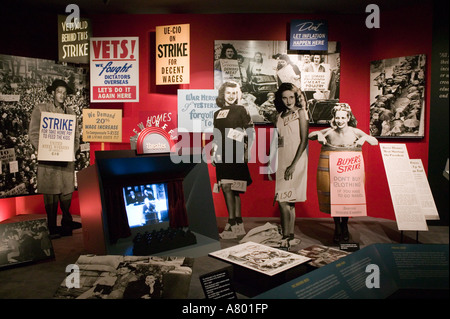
28, 79, 81, 239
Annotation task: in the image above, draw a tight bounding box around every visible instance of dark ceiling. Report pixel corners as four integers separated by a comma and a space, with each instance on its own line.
7, 0, 430, 15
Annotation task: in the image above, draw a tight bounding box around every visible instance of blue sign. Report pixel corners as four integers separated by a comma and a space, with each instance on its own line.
289, 20, 328, 51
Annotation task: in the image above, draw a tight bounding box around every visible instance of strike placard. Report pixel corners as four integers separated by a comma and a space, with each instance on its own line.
156, 24, 190, 85
82, 109, 122, 142
90, 37, 139, 102
37, 112, 76, 162
58, 15, 91, 64
329, 151, 367, 217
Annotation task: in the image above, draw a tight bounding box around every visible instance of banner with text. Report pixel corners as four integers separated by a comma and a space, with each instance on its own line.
289, 19, 328, 51
156, 24, 190, 85
82, 109, 122, 142
37, 112, 76, 162
58, 15, 91, 64
90, 37, 139, 102
329, 151, 367, 217
178, 89, 219, 133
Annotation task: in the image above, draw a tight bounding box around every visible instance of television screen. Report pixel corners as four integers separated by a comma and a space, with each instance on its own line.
123, 183, 169, 228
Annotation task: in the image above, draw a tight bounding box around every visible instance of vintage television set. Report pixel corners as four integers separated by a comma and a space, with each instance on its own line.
77, 149, 220, 256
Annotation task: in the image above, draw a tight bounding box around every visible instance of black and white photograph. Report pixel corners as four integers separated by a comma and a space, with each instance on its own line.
208, 241, 311, 276
214, 40, 340, 124
370, 54, 426, 138
0, 54, 90, 199
53, 255, 194, 299
297, 244, 350, 268
0, 218, 54, 269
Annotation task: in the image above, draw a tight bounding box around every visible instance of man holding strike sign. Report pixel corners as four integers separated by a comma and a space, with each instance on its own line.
29, 79, 81, 239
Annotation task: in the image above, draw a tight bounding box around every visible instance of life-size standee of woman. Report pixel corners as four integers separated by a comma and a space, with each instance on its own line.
308, 103, 378, 243
211, 81, 255, 239
270, 83, 309, 249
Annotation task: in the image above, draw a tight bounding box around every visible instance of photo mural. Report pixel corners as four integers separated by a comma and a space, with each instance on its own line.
0, 54, 90, 198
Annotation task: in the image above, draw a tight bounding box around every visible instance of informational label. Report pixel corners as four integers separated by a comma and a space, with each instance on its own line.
90, 37, 139, 102
438, 52, 449, 99
255, 244, 448, 299
58, 15, 91, 64
156, 24, 190, 85
37, 112, 76, 162
329, 151, 367, 217
289, 19, 328, 51
177, 89, 219, 132
410, 159, 440, 220
200, 270, 237, 299
380, 143, 428, 231
82, 109, 122, 142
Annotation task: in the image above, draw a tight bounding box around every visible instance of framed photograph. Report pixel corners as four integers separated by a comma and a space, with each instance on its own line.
0, 218, 54, 270
370, 54, 426, 138
208, 241, 311, 276
214, 40, 340, 125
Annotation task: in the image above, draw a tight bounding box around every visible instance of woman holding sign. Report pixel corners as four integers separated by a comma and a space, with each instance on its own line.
212, 81, 255, 239
28, 79, 81, 239
308, 103, 378, 243
272, 83, 309, 249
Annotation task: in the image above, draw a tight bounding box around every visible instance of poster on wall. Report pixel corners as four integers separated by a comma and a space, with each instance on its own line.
0, 219, 55, 270
0, 54, 90, 199
214, 40, 340, 124
90, 37, 139, 103
370, 54, 426, 138
57, 14, 91, 64
177, 89, 219, 133
82, 109, 122, 142
156, 24, 190, 85
289, 19, 328, 51
329, 151, 367, 217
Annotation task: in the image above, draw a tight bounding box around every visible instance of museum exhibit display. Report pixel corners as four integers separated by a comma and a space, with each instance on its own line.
77, 149, 220, 257
0, 1, 448, 306
0, 218, 54, 269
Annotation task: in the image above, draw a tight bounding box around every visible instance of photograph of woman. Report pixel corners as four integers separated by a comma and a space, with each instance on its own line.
308, 103, 378, 243
212, 81, 255, 239
272, 83, 309, 249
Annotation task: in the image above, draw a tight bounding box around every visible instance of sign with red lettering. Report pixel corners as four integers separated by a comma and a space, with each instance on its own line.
156, 24, 190, 85
329, 151, 367, 217
90, 36, 139, 102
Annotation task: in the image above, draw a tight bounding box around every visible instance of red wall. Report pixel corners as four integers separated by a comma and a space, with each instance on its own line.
0, 4, 434, 222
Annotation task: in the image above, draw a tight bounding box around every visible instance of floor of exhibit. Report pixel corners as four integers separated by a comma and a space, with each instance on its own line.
0, 214, 448, 299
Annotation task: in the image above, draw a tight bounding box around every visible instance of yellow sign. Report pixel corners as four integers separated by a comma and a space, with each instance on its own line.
156, 24, 190, 85
82, 109, 122, 142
